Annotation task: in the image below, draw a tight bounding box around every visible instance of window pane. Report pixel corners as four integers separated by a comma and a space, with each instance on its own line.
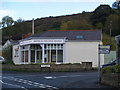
57, 50, 63, 62
22, 51, 24, 62
25, 51, 28, 62
31, 50, 35, 63
51, 50, 56, 62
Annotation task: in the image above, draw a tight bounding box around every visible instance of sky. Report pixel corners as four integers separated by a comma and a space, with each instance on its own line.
0, 0, 116, 21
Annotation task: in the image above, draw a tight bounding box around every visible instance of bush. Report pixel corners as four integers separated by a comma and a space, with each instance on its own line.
2, 45, 13, 63
101, 65, 120, 73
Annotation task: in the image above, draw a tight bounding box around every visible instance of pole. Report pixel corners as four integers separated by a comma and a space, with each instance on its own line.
116, 43, 119, 64
118, 45, 120, 64
116, 44, 120, 64
32, 18, 34, 35
115, 35, 120, 64
98, 44, 101, 83
109, 21, 112, 45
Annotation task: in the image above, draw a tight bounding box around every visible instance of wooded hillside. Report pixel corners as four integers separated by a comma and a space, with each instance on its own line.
2, 4, 120, 50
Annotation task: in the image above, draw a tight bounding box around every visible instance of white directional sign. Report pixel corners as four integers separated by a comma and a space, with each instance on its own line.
99, 45, 110, 54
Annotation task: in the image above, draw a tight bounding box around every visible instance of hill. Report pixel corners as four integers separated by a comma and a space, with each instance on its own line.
2, 4, 120, 50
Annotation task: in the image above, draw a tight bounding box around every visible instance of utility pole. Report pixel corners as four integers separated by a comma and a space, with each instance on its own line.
98, 44, 101, 83
32, 18, 34, 35
115, 35, 120, 64
109, 21, 112, 46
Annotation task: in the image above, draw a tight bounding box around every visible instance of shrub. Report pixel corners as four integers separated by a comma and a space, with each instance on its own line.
2, 45, 12, 62
101, 65, 120, 73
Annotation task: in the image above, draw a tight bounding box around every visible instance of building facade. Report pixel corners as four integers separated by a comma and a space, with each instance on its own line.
13, 30, 104, 67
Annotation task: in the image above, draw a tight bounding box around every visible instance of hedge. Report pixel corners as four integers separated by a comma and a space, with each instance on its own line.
101, 65, 120, 73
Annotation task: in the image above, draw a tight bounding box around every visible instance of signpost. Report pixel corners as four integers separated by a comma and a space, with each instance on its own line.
98, 45, 110, 82
41, 64, 51, 72
115, 35, 120, 64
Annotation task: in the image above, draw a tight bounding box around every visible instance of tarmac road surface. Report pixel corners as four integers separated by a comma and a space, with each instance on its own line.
1, 71, 117, 90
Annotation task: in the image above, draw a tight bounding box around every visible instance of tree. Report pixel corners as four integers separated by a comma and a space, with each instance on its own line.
112, 1, 120, 9
96, 22, 103, 30
2, 45, 12, 63
104, 14, 119, 36
60, 22, 68, 30
14, 17, 24, 24
2, 16, 14, 27
91, 5, 114, 26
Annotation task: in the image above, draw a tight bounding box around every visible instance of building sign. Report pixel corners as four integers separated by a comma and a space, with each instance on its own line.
41, 64, 50, 67
99, 45, 110, 54
20, 39, 65, 45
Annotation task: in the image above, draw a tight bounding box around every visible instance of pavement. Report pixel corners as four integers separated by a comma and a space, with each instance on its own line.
0, 71, 117, 90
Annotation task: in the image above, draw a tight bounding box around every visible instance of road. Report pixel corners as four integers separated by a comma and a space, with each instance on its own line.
0, 71, 116, 90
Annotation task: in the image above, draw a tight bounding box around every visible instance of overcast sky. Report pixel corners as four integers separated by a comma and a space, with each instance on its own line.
0, 0, 116, 21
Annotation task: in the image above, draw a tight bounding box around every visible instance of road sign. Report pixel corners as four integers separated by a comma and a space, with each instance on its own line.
98, 45, 110, 83
99, 45, 110, 54
115, 35, 120, 45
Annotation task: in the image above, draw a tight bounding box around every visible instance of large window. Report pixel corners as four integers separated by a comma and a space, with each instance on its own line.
21, 44, 63, 64
30, 44, 42, 63
31, 50, 35, 63
25, 51, 28, 62
21, 45, 29, 63
57, 50, 63, 62
44, 44, 63, 63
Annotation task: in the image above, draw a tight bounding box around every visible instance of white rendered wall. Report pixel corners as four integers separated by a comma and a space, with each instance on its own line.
65, 41, 104, 67
13, 45, 21, 64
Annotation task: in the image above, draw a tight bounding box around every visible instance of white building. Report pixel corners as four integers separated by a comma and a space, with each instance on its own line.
13, 30, 104, 67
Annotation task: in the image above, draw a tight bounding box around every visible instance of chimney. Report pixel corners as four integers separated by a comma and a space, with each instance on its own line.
32, 18, 34, 35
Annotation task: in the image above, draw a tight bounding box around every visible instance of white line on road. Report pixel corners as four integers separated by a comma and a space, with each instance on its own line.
15, 74, 47, 77
0, 80, 28, 90
2, 76, 58, 89
44, 75, 83, 79
44, 76, 56, 79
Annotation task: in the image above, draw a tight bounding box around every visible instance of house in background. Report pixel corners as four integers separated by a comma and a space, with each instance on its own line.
3, 39, 19, 49
13, 30, 104, 67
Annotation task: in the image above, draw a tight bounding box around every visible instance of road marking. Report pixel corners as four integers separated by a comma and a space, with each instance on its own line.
33, 84, 39, 87
28, 83, 32, 85
0, 80, 28, 90
2, 76, 58, 89
16, 74, 47, 77
44, 75, 83, 79
34, 82, 39, 84
44, 76, 56, 79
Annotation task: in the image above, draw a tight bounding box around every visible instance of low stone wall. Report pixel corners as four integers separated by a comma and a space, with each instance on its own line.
2, 62, 92, 72
101, 73, 120, 88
